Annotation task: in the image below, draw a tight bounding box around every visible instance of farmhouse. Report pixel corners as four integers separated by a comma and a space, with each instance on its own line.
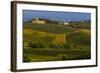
64, 22, 69, 25
32, 18, 46, 24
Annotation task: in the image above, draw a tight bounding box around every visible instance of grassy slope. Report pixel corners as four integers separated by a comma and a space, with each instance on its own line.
23, 29, 66, 46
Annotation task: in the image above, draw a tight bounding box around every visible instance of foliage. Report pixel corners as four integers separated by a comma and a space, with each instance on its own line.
23, 48, 91, 62
66, 31, 90, 48
24, 23, 74, 34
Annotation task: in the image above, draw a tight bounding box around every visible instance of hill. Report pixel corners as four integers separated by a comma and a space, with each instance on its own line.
23, 21, 91, 62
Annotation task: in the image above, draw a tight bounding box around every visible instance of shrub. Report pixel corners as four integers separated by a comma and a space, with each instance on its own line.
29, 42, 44, 48
63, 44, 71, 49
49, 43, 59, 49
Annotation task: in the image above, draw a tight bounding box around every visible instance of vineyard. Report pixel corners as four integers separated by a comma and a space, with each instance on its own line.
23, 21, 91, 62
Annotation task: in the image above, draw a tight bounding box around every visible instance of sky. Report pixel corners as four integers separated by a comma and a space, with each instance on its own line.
23, 10, 91, 22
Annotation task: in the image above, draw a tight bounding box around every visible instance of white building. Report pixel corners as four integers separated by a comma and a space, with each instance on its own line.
32, 18, 46, 24
64, 22, 69, 25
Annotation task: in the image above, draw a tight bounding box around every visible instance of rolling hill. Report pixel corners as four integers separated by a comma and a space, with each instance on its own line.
23, 21, 91, 62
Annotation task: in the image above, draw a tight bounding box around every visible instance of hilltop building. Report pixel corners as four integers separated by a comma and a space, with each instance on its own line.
31, 18, 69, 25
64, 22, 69, 25
32, 18, 46, 24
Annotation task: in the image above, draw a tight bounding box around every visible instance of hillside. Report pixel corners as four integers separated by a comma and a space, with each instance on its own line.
23, 21, 91, 62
